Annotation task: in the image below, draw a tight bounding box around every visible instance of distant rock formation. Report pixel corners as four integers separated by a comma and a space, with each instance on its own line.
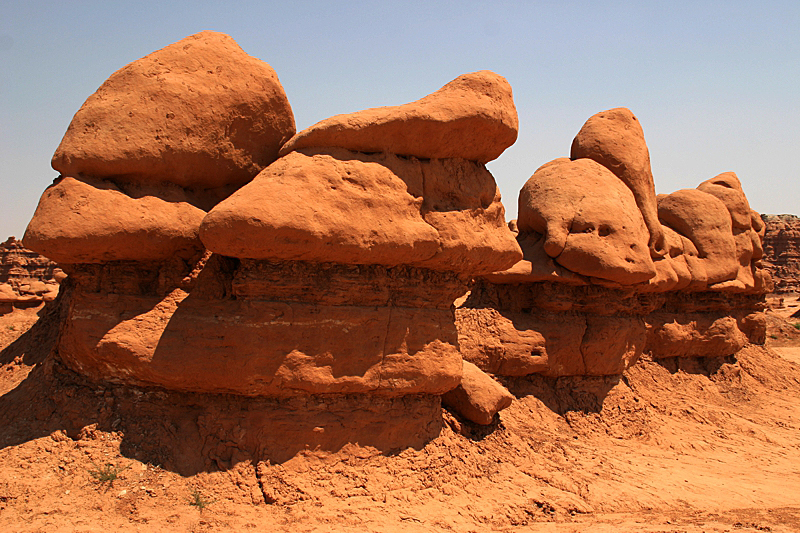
761, 214, 800, 293
457, 108, 770, 378
0, 237, 63, 313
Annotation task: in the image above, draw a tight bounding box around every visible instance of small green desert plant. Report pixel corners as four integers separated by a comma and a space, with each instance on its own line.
88, 461, 130, 484
7, 325, 15, 331
189, 488, 215, 511
770, 334, 778, 339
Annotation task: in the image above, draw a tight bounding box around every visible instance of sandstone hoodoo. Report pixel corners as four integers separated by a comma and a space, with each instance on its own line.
25, 31, 296, 266
278, 70, 518, 163
20, 35, 772, 453
23, 33, 523, 434
458, 108, 771, 377
570, 107, 666, 257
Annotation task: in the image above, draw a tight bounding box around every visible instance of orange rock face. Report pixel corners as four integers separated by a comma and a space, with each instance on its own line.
201, 148, 521, 274
457, 108, 769, 378
518, 158, 655, 285
761, 214, 800, 293
59, 258, 464, 396
279, 71, 518, 163
52, 31, 295, 189
25, 33, 524, 409
0, 237, 61, 312
24, 176, 205, 263
570, 108, 665, 257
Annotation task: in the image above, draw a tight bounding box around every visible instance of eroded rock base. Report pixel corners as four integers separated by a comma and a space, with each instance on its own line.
58, 255, 466, 396
457, 279, 766, 377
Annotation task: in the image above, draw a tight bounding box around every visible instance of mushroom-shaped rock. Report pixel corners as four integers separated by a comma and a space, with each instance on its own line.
52, 31, 295, 189
200, 148, 521, 275
442, 361, 514, 425
570, 108, 665, 257
24, 176, 205, 263
279, 71, 518, 163
517, 158, 655, 285
657, 189, 738, 285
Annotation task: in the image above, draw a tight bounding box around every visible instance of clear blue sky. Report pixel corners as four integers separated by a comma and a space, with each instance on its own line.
1, 1, 798, 238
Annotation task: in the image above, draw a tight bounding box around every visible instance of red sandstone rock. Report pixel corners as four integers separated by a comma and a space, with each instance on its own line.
442, 361, 513, 425
279, 71, 518, 163
761, 214, 800, 293
697, 172, 763, 289
200, 148, 521, 275
24, 176, 205, 263
59, 258, 464, 396
645, 314, 748, 358
517, 158, 654, 285
657, 189, 738, 286
0, 236, 61, 310
52, 31, 295, 189
570, 108, 665, 257
0, 284, 17, 303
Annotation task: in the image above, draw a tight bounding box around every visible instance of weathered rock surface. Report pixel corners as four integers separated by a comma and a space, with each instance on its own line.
32, 34, 524, 402
0, 237, 62, 312
24, 176, 205, 263
279, 71, 518, 163
517, 157, 655, 284
441, 361, 513, 425
461, 109, 769, 378
570, 107, 665, 257
52, 31, 295, 189
59, 257, 464, 396
457, 279, 765, 377
697, 172, 764, 289
761, 214, 800, 293
657, 188, 739, 285
201, 148, 521, 274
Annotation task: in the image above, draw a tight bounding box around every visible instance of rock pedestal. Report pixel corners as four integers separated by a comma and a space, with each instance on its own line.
23, 32, 522, 431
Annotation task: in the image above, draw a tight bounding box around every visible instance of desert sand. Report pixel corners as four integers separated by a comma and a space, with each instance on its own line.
1, 302, 799, 532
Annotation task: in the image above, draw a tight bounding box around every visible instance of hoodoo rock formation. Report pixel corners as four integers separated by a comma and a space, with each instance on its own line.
0, 237, 63, 313
761, 214, 800, 293
457, 108, 770, 377
23, 32, 521, 431
21, 34, 770, 448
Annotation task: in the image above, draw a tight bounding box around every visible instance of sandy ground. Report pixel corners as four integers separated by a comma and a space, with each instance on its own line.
0, 303, 799, 532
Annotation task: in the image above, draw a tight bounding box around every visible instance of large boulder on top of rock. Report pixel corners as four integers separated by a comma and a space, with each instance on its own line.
570, 107, 665, 257
200, 147, 522, 275
697, 172, 753, 230
657, 188, 738, 285
698, 172, 764, 289
24, 176, 205, 263
279, 71, 518, 163
517, 158, 655, 284
52, 31, 295, 189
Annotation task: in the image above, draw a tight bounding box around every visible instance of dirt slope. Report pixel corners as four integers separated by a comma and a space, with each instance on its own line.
0, 304, 799, 532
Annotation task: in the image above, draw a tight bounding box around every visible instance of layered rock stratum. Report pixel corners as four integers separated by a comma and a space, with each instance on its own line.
0, 237, 63, 313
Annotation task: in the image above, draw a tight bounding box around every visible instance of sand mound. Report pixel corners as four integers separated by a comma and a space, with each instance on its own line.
1, 300, 799, 532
